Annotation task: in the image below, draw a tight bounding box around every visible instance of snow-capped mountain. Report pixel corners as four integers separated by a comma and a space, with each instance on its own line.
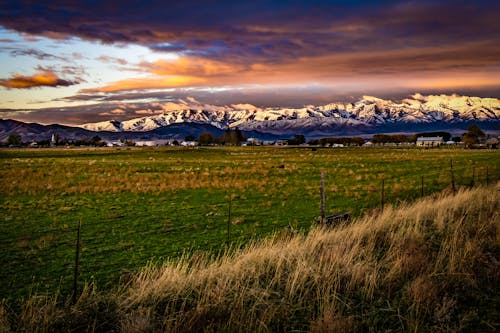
81, 94, 500, 135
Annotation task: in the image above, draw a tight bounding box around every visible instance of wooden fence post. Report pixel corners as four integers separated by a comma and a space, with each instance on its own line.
381, 177, 385, 211
471, 167, 476, 187
320, 171, 326, 224
72, 219, 82, 303
450, 159, 456, 193
421, 175, 424, 197
227, 194, 232, 246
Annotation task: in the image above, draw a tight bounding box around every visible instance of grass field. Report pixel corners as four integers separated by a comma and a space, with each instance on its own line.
1, 181, 498, 332
0, 146, 498, 303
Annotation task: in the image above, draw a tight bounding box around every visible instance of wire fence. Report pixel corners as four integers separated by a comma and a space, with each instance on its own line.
0, 160, 498, 302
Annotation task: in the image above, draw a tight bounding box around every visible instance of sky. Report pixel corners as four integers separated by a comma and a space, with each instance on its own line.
0, 0, 499, 125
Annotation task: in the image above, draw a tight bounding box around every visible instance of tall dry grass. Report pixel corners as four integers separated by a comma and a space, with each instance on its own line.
2, 184, 498, 332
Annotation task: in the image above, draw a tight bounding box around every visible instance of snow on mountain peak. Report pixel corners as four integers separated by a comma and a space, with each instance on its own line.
80, 94, 500, 133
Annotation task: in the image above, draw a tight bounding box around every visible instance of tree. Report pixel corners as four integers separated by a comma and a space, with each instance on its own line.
198, 132, 214, 145
121, 139, 135, 146
461, 133, 478, 147
286, 134, 306, 145
351, 137, 365, 146
90, 135, 105, 147
467, 124, 485, 138
294, 134, 306, 145
184, 135, 196, 142
461, 124, 485, 147
230, 127, 245, 145
36, 139, 50, 147
372, 134, 391, 144
222, 127, 232, 145
7, 134, 22, 146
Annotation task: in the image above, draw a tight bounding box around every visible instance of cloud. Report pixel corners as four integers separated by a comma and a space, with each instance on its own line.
79, 39, 500, 94
231, 103, 261, 111
134, 109, 166, 115
97, 55, 128, 65
0, 1, 498, 62
35, 64, 87, 78
81, 75, 206, 92
0, 71, 79, 89
1, 0, 498, 104
146, 57, 247, 77
98, 108, 127, 116
111, 108, 126, 114
10, 48, 67, 61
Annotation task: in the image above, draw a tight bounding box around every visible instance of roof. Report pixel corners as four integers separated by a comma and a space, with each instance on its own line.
416, 136, 443, 142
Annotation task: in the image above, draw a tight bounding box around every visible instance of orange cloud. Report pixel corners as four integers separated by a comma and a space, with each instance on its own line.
0, 71, 77, 89
82, 75, 206, 93
146, 57, 247, 77
405, 76, 500, 90
81, 41, 500, 93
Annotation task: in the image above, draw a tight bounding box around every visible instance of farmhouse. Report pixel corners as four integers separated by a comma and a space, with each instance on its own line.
181, 141, 198, 147
106, 141, 125, 147
485, 137, 499, 149
135, 140, 172, 147
246, 137, 262, 146
416, 136, 444, 147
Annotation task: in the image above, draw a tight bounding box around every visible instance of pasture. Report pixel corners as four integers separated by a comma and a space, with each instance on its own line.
0, 146, 497, 302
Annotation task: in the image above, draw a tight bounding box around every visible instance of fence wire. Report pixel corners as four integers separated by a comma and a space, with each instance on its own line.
0, 159, 498, 301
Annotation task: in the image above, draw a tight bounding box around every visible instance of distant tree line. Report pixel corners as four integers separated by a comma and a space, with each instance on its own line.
308, 137, 365, 146
195, 127, 246, 146
286, 135, 306, 145
1, 124, 491, 148
305, 126, 488, 146
2, 134, 107, 147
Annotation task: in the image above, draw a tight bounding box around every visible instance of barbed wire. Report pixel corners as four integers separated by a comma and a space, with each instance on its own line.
1, 163, 498, 289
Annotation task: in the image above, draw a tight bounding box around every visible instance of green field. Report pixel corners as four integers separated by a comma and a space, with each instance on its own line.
0, 146, 498, 302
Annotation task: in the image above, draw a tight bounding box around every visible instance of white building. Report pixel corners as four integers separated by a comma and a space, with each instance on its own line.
135, 140, 172, 147
246, 138, 262, 146
181, 141, 198, 147
106, 141, 125, 147
416, 136, 444, 147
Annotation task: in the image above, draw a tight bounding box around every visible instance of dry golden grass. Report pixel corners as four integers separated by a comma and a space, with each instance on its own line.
2, 183, 499, 332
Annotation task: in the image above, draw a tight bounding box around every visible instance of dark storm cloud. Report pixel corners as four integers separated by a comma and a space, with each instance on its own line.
1, 0, 499, 109
0, 1, 498, 65
10, 48, 67, 61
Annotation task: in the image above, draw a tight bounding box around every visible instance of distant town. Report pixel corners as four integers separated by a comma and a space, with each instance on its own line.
3, 125, 498, 149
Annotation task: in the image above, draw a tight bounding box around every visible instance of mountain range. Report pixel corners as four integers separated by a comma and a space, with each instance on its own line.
80, 94, 500, 136
1, 94, 499, 142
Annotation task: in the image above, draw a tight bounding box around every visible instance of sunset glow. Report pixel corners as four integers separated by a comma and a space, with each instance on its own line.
0, 0, 499, 125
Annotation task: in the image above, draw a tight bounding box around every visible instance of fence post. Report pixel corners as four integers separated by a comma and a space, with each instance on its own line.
320, 171, 326, 224
421, 175, 424, 197
381, 177, 385, 211
450, 159, 456, 193
471, 167, 476, 187
227, 194, 232, 246
72, 219, 82, 303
